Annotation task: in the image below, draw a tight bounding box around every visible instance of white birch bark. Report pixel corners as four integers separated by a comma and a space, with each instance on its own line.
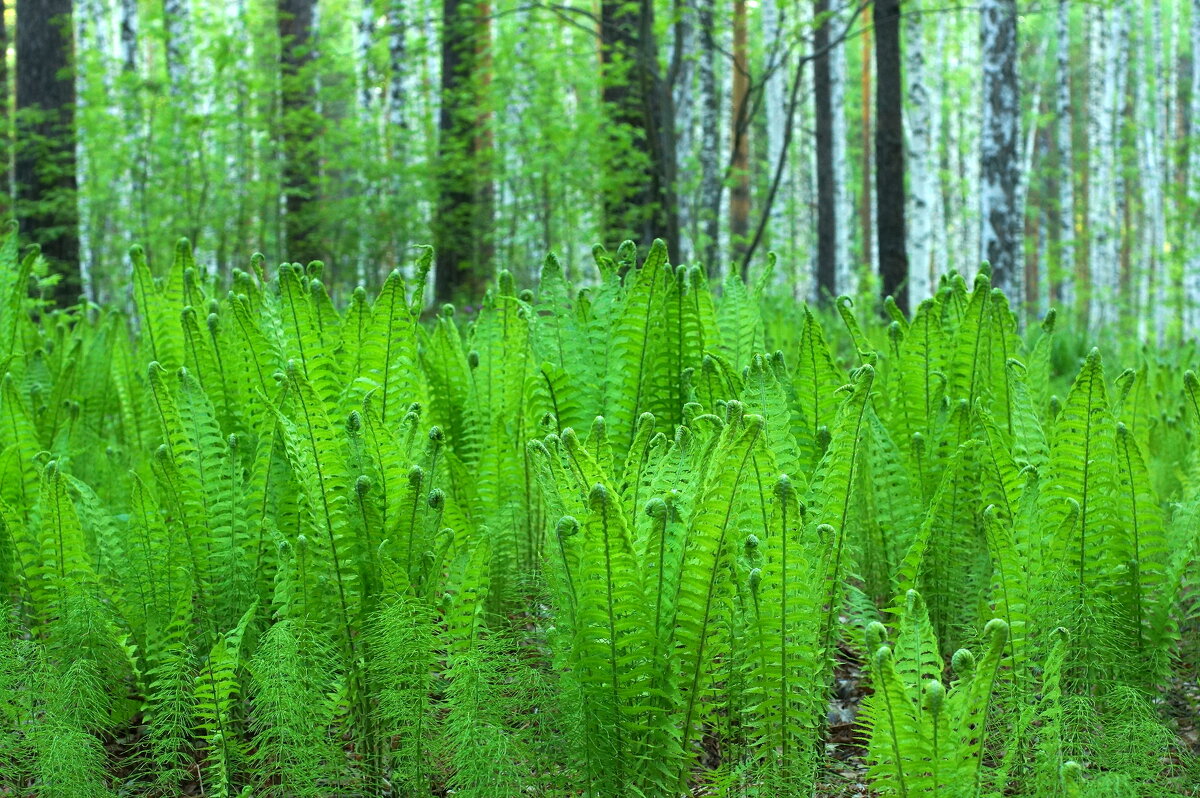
979, 0, 1022, 303
164, 0, 191, 98
1016, 35, 1047, 314
1113, 1, 1131, 304
359, 0, 377, 113
388, 0, 407, 131
1137, 0, 1168, 342
718, 13, 734, 271
1150, 0, 1169, 341
120, 0, 138, 72
831, 1, 853, 297
227, 0, 251, 271
697, 0, 721, 275
1055, 0, 1075, 314
1037, 133, 1051, 312
905, 0, 933, 303
1186, 0, 1200, 338
674, 0, 696, 264
355, 0, 377, 285
762, 0, 790, 269
384, 0, 410, 273
1087, 2, 1120, 333
75, 0, 101, 303
930, 9, 948, 281
945, 10, 980, 280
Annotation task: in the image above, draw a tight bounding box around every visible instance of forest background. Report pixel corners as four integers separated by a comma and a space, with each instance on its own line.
5, 0, 1200, 338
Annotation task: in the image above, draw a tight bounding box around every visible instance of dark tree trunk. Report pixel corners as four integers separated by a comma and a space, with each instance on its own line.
435, 0, 492, 301
15, 0, 79, 306
813, 0, 835, 302
599, 0, 678, 260
874, 0, 907, 312
278, 0, 321, 266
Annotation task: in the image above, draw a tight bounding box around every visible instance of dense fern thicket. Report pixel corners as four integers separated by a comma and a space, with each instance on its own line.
1, 227, 1198, 796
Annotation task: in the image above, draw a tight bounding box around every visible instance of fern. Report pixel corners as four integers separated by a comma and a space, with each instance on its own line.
194, 600, 257, 797
863, 598, 1009, 796
0, 222, 1193, 796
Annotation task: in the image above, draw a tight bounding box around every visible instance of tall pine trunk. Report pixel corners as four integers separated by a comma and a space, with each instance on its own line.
279, 0, 322, 266
598, 0, 677, 261
874, 0, 906, 311
435, 0, 492, 299
15, 0, 80, 306
813, 0, 835, 302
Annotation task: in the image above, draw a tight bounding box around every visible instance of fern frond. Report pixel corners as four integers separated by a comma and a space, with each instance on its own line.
672, 406, 764, 785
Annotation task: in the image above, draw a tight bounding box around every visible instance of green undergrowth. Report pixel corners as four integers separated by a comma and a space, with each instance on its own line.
0, 229, 1198, 796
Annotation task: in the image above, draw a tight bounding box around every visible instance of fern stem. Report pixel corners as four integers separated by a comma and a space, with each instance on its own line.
678, 425, 760, 789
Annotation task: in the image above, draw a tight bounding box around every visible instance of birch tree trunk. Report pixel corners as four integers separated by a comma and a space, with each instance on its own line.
859, 21, 874, 279
74, 0, 101, 302
1016, 34, 1046, 312
1087, 2, 1120, 333
0, 0, 7, 218
359, 0, 376, 112
385, 0, 410, 272
762, 0, 790, 266
673, 0, 696, 264
355, 0, 376, 284
905, 0, 933, 304
1055, 0, 1075, 315
831, 1, 853, 297
979, 0, 1021, 303
387, 0, 406, 131
163, 0, 190, 98
930, 8, 948, 280
1186, 0, 1200, 338
1113, 1, 1132, 323
120, 0, 137, 71
225, 0, 250, 275
1146, 0, 1169, 342
730, 0, 750, 270
697, 0, 720, 276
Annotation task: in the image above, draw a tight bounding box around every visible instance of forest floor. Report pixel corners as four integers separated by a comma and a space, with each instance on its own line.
815, 644, 871, 796
75, 611, 1200, 797
806, 607, 1200, 798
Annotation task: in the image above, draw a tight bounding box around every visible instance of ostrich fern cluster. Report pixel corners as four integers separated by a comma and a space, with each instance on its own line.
0, 229, 1197, 795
